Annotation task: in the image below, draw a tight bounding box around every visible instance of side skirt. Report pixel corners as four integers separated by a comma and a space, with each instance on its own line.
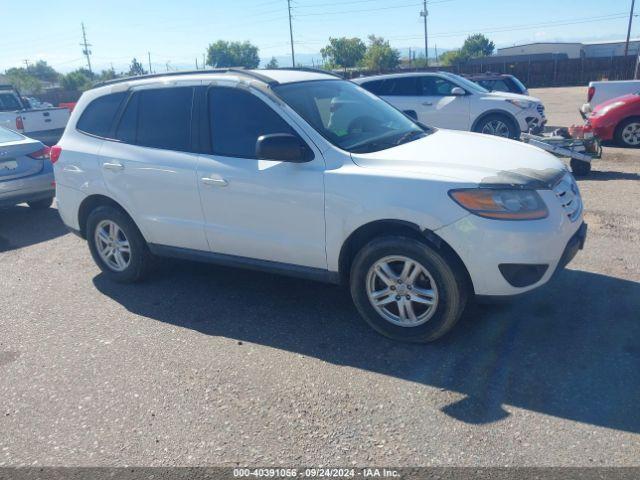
148, 244, 340, 285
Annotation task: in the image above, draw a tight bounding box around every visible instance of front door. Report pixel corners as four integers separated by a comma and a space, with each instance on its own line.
197, 86, 326, 269
416, 75, 471, 129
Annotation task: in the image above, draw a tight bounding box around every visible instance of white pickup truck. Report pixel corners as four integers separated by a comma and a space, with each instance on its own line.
0, 85, 70, 145
581, 79, 640, 114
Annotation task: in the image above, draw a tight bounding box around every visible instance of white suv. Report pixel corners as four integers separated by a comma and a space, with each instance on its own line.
53, 69, 585, 343
353, 72, 546, 138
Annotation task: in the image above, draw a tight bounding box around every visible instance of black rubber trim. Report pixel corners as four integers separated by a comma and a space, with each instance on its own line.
148, 244, 340, 284
499, 263, 549, 288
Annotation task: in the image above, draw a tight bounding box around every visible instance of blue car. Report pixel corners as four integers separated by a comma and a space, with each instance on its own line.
0, 126, 54, 209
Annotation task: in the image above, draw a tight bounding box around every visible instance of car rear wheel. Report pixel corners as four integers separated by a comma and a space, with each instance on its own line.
615, 117, 640, 148
86, 205, 152, 283
350, 236, 469, 343
27, 197, 53, 210
474, 114, 519, 139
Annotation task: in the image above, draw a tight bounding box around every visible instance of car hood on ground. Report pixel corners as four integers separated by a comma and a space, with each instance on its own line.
350, 129, 566, 188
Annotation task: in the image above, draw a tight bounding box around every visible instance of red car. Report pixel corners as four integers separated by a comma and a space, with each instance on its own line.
587, 92, 640, 147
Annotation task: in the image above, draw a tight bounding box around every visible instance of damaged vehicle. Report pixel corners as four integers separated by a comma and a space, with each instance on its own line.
53, 69, 586, 342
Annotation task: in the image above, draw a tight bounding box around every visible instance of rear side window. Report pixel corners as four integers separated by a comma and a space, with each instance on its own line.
114, 88, 194, 151
360, 80, 385, 95
76, 92, 127, 137
208, 87, 296, 159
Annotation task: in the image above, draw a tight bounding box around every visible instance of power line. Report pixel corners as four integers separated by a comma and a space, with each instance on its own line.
80, 22, 93, 74
295, 2, 422, 16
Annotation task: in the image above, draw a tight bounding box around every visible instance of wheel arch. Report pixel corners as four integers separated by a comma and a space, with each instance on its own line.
471, 109, 521, 137
337, 219, 473, 293
614, 115, 640, 144
77, 194, 139, 239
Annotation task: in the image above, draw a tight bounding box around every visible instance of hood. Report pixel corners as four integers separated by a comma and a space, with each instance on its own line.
486, 90, 541, 103
350, 129, 566, 188
591, 93, 640, 113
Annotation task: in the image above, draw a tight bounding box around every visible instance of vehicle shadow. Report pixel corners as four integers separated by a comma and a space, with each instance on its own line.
0, 204, 68, 252
93, 263, 640, 433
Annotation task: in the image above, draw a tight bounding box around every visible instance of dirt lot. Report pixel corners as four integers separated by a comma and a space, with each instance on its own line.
0, 86, 638, 467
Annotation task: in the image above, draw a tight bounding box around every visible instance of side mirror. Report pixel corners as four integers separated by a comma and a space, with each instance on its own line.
255, 134, 313, 163
451, 87, 466, 96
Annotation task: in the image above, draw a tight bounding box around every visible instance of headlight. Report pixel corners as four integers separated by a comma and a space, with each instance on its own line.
505, 99, 533, 109
449, 188, 548, 220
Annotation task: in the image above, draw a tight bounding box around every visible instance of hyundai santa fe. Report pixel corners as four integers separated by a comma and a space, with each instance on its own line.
52, 68, 586, 342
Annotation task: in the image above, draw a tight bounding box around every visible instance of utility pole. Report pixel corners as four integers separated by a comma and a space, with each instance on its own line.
147, 52, 153, 74
435, 44, 439, 65
203, 53, 206, 69
625, 0, 636, 57
196, 58, 199, 70
80, 22, 93, 75
420, 0, 428, 66
23, 59, 30, 69
287, 0, 296, 67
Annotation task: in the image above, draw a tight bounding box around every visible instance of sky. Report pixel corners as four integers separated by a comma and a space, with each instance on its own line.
1, 0, 637, 73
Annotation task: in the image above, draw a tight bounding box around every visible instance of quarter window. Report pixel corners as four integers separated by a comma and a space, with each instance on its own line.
76, 92, 127, 138
208, 87, 296, 159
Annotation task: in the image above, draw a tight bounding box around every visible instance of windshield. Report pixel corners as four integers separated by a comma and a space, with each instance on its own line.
441, 72, 489, 94
274, 80, 429, 154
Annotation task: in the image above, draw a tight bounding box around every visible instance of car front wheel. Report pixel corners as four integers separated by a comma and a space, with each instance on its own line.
350, 236, 469, 343
86, 205, 152, 283
474, 114, 518, 139
615, 117, 640, 148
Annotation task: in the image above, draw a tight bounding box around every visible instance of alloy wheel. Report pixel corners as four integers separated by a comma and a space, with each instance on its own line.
481, 119, 511, 137
94, 220, 131, 272
365, 255, 439, 327
621, 122, 640, 146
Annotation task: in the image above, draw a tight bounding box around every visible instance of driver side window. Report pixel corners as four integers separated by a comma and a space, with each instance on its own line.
208, 87, 297, 159
420, 77, 458, 96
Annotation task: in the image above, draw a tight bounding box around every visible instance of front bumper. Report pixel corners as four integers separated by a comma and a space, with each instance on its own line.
435, 191, 585, 296
516, 108, 547, 134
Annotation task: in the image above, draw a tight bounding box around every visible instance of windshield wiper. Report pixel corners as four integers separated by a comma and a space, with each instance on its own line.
395, 130, 426, 146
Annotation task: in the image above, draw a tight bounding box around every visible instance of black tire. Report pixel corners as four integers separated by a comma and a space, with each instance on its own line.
27, 197, 53, 210
570, 159, 591, 177
86, 205, 152, 283
473, 113, 519, 139
614, 116, 640, 148
350, 236, 469, 343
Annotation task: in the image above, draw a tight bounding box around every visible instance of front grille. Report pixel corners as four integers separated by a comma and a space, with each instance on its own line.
536, 103, 545, 115
553, 173, 582, 222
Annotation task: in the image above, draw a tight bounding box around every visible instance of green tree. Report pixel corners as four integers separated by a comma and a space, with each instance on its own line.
460, 34, 495, 59
61, 69, 93, 92
362, 35, 400, 72
320, 37, 366, 70
265, 57, 279, 69
128, 58, 147, 76
440, 50, 465, 66
206, 40, 260, 68
4, 68, 42, 94
26, 60, 59, 83
97, 68, 118, 81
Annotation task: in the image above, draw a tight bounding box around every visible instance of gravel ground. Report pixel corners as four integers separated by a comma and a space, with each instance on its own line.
0, 86, 639, 467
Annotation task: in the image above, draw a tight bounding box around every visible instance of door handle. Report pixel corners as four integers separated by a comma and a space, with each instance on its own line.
422, 101, 433, 106
103, 161, 124, 171
201, 177, 228, 187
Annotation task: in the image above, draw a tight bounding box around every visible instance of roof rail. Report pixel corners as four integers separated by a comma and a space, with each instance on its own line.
92, 68, 279, 89
270, 67, 343, 79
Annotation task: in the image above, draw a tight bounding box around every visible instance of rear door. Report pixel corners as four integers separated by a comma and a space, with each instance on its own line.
376, 77, 424, 120
0, 128, 44, 183
99, 85, 208, 251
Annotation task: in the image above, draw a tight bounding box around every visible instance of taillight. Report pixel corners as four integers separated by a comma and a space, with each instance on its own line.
50, 145, 62, 164
15, 116, 24, 130
588, 86, 595, 102
28, 146, 51, 160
